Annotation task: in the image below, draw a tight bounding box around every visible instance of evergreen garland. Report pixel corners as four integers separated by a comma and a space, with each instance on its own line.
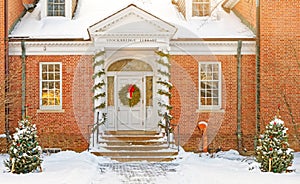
93, 51, 106, 110
155, 50, 173, 128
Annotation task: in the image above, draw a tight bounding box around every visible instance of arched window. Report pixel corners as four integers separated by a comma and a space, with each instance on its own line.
107, 59, 153, 72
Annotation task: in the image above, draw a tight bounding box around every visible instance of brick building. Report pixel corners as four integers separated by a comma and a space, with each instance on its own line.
0, 0, 299, 153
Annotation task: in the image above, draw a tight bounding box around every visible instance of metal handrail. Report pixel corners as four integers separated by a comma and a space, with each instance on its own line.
164, 112, 180, 153
88, 112, 106, 151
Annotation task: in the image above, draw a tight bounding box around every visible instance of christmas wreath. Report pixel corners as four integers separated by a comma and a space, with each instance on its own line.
118, 84, 141, 107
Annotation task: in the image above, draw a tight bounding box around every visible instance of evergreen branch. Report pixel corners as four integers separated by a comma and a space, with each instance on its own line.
158, 102, 173, 110
156, 59, 171, 69
93, 92, 106, 100
157, 69, 170, 77
158, 111, 173, 119
155, 50, 170, 59
92, 70, 105, 79
93, 81, 105, 91
93, 59, 105, 68
157, 80, 173, 89
93, 51, 105, 59
94, 102, 106, 110
157, 89, 171, 98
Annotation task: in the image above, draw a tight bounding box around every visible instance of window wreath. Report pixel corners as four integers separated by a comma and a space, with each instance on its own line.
118, 84, 141, 107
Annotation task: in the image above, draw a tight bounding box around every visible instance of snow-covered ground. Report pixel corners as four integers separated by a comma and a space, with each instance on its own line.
1, 150, 299, 184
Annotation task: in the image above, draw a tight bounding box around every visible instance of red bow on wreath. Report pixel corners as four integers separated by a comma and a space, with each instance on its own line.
128, 85, 135, 99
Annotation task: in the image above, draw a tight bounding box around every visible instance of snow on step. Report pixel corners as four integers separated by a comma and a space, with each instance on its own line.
91, 131, 178, 162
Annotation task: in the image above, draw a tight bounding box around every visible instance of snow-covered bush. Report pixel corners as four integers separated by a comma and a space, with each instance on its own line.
4, 117, 42, 174
256, 118, 294, 173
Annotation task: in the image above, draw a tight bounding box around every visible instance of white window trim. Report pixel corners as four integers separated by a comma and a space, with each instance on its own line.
198, 62, 222, 110
39, 62, 63, 111
41, 0, 72, 19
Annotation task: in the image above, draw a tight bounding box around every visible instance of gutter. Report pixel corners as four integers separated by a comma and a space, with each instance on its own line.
21, 40, 26, 118
4, 0, 10, 142
237, 40, 243, 152
255, 0, 261, 149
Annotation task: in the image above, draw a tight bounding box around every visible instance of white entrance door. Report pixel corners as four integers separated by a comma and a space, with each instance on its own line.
116, 75, 144, 130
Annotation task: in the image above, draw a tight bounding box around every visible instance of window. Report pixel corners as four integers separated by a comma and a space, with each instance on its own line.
192, 0, 210, 17
40, 63, 62, 110
199, 62, 221, 109
47, 0, 65, 16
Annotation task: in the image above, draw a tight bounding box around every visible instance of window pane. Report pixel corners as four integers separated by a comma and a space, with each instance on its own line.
55, 82, 60, 89
42, 73, 47, 80
146, 76, 153, 106
49, 73, 54, 80
107, 76, 114, 106
48, 0, 65, 16
55, 73, 60, 80
213, 72, 219, 80
213, 98, 219, 105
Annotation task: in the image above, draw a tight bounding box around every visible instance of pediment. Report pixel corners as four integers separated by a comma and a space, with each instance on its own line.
89, 4, 177, 37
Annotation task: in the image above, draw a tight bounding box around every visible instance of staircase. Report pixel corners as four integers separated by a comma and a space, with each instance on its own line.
91, 131, 178, 162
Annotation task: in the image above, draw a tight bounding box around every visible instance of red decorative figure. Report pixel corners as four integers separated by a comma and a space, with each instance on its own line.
128, 85, 135, 99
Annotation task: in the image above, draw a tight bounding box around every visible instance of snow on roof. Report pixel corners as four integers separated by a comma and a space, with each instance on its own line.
9, 0, 255, 40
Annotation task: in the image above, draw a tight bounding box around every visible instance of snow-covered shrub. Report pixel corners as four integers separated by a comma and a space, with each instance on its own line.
256, 118, 294, 173
4, 117, 42, 174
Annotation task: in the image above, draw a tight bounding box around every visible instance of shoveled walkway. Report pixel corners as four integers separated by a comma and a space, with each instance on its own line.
93, 162, 179, 184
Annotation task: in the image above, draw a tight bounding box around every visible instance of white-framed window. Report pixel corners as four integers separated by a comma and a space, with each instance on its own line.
199, 62, 221, 109
40, 62, 62, 110
47, 0, 65, 16
192, 0, 210, 17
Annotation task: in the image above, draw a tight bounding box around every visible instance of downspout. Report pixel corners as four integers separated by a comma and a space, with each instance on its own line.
254, 0, 261, 149
21, 40, 26, 118
237, 40, 243, 152
4, 0, 10, 142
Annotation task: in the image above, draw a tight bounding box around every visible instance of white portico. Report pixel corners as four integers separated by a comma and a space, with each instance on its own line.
89, 4, 177, 131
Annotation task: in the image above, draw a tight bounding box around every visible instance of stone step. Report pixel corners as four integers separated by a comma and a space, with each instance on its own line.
101, 134, 163, 141
105, 131, 158, 135
98, 140, 168, 146
93, 131, 177, 162
92, 150, 178, 157
101, 145, 169, 151
107, 156, 176, 162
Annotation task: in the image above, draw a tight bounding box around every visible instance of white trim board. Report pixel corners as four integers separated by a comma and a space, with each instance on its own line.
9, 40, 255, 56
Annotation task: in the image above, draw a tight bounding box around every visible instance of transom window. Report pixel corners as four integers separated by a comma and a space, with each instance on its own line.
47, 0, 65, 16
199, 62, 221, 109
40, 62, 62, 110
192, 0, 210, 17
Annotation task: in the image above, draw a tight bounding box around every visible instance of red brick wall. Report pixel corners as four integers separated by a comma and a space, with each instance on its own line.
260, 0, 300, 151
8, 55, 94, 152
0, 0, 6, 152
8, 0, 25, 30
170, 54, 256, 152
233, 0, 256, 31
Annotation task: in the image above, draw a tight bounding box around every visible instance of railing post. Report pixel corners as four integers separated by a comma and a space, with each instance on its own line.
96, 112, 100, 143
164, 112, 171, 147
177, 125, 180, 153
